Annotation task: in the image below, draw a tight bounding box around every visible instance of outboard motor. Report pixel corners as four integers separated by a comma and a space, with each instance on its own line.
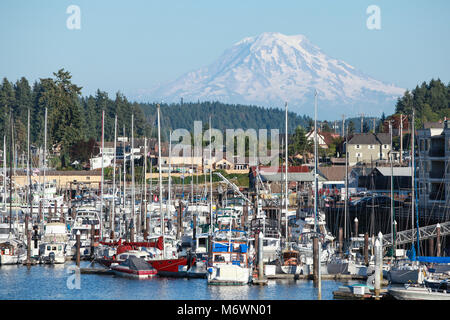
49, 252, 55, 264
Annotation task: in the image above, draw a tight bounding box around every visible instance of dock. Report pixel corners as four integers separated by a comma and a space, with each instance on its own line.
80, 268, 114, 275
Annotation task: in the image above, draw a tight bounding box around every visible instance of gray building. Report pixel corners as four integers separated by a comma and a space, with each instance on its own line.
417, 120, 450, 215
347, 133, 392, 166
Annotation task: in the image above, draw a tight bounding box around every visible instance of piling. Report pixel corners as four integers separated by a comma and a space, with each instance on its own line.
54, 200, 57, 216
136, 210, 140, 237
39, 201, 42, 223
243, 204, 248, 229
26, 229, 32, 265
428, 238, 434, 256
76, 231, 81, 267
354, 218, 358, 237
436, 223, 441, 257
130, 220, 135, 242
378, 232, 383, 282
258, 231, 264, 280
193, 214, 197, 246
60, 204, 64, 222
364, 232, 369, 266
25, 214, 31, 265
33, 225, 38, 251
374, 239, 381, 299
338, 227, 343, 255
313, 236, 319, 282
90, 224, 95, 258
207, 234, 212, 265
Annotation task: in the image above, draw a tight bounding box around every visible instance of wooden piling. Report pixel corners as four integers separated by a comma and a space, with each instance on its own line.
428, 238, 434, 256
193, 214, 197, 247
39, 201, 42, 223
364, 232, 369, 266
354, 217, 359, 237
90, 224, 95, 258
76, 231, 81, 267
258, 231, 264, 280
313, 236, 319, 282
27, 229, 32, 265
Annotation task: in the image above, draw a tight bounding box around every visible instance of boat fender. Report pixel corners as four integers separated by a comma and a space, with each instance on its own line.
207, 267, 213, 274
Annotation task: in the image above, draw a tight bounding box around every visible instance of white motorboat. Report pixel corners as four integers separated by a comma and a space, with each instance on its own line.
389, 283, 450, 300
207, 229, 251, 285
38, 242, 66, 264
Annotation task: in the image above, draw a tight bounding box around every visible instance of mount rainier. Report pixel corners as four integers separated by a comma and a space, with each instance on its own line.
137, 32, 405, 119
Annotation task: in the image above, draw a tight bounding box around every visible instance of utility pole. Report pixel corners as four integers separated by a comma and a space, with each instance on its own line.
341, 115, 345, 137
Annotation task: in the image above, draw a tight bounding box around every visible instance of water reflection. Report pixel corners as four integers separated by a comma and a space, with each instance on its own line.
0, 262, 361, 300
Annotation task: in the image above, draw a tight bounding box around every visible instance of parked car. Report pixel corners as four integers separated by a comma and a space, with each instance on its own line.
349, 195, 402, 211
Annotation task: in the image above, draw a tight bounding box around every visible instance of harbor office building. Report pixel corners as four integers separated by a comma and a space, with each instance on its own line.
417, 120, 450, 219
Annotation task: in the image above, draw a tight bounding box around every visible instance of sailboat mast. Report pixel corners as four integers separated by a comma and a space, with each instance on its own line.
100, 109, 105, 239
313, 91, 318, 233
411, 109, 417, 254
344, 120, 348, 240
123, 125, 126, 210
27, 108, 32, 222
26, 108, 30, 207
157, 104, 165, 257
284, 102, 289, 247
389, 121, 394, 257
167, 131, 171, 222
9, 111, 13, 233
112, 114, 117, 237
3, 135, 6, 212
131, 113, 135, 240
143, 136, 147, 237
43, 107, 47, 206
191, 147, 194, 204
209, 116, 213, 233
411, 110, 415, 253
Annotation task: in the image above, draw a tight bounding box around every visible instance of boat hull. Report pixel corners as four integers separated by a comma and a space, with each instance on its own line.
207, 264, 251, 285
148, 256, 195, 275
112, 266, 157, 279
389, 286, 450, 300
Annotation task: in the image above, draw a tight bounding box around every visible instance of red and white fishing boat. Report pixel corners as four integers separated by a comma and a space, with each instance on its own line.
111, 256, 157, 279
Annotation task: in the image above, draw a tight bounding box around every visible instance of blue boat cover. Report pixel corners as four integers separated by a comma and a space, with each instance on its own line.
416, 256, 450, 264
239, 244, 248, 253
213, 242, 230, 252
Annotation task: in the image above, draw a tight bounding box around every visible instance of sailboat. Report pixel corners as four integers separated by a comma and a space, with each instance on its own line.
388, 109, 421, 284
145, 104, 195, 276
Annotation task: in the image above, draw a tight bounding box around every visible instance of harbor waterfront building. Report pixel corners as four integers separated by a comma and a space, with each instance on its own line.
417, 120, 450, 219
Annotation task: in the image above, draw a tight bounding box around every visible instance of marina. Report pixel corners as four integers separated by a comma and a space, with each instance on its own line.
0, 99, 448, 302
0, 3, 449, 308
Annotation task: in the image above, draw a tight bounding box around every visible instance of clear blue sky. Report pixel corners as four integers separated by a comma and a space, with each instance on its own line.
0, 0, 449, 104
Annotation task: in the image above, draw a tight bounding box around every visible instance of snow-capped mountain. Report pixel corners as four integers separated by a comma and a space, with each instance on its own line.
138, 32, 404, 119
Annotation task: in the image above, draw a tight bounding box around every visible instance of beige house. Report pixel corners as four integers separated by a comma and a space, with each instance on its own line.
347, 133, 391, 166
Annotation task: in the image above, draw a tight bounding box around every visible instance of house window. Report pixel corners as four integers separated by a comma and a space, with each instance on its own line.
356, 152, 362, 158
355, 145, 361, 149
368, 145, 375, 150
383, 145, 389, 149
420, 139, 425, 152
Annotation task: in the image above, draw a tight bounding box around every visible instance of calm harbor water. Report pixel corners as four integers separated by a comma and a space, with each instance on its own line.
0, 262, 363, 300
